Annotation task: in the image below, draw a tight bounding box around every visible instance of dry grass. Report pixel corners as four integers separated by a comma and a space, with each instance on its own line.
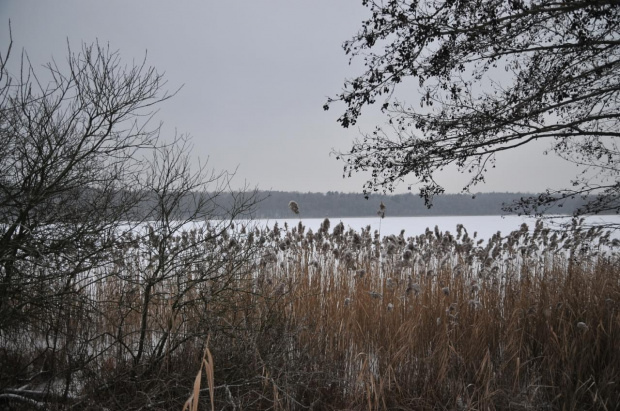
1, 218, 619, 410
183, 338, 214, 411
228, 219, 620, 410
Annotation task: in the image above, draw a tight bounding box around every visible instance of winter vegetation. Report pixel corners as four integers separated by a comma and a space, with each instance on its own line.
2, 1, 620, 409
2, 211, 620, 410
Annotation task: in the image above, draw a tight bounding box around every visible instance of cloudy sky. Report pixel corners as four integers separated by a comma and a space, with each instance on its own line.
1, 1, 577, 195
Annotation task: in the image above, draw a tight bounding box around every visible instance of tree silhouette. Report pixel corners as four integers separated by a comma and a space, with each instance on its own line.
326, 0, 620, 217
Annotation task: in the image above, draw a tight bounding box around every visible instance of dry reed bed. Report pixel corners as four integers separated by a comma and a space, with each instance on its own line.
1, 218, 619, 410
237, 218, 620, 410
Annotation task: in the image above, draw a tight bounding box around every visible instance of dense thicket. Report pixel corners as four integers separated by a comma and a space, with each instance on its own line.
0, 38, 258, 409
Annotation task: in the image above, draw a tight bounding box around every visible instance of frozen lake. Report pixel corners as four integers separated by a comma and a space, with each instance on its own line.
257, 215, 620, 241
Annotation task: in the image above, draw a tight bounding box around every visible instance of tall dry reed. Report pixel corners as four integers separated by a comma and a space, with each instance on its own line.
2, 218, 619, 410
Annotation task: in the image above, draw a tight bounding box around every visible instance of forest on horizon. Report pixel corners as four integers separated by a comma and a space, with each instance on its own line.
249, 191, 596, 219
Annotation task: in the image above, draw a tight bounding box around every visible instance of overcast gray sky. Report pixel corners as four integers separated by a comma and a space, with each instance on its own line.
1, 0, 579, 194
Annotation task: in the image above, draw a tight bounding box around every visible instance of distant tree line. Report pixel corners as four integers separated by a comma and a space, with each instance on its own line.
113, 190, 608, 220
248, 191, 599, 219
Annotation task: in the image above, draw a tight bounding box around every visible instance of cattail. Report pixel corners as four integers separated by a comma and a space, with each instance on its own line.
387, 303, 394, 311
377, 201, 386, 218
333, 222, 344, 236
343, 250, 354, 263
344, 297, 351, 306
320, 218, 331, 233
369, 291, 382, 299
288, 200, 300, 215
386, 243, 396, 255
406, 278, 421, 295
442, 286, 450, 296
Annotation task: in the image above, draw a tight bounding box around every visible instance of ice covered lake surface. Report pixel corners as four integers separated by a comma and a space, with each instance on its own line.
256, 215, 620, 241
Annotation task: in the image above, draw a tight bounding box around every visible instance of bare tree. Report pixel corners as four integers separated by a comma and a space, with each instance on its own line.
0, 35, 261, 409
0, 38, 173, 329
129, 137, 259, 374
326, 0, 620, 219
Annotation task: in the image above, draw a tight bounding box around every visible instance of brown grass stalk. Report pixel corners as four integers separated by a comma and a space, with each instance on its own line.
183, 338, 215, 411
